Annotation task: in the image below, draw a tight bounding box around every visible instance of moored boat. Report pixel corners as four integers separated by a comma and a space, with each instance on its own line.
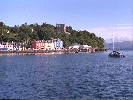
109, 51, 126, 57
108, 33, 126, 58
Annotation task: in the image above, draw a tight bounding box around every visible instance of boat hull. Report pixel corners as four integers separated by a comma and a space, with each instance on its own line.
109, 54, 126, 57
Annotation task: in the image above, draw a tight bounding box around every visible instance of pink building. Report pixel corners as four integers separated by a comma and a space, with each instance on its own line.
32, 39, 45, 50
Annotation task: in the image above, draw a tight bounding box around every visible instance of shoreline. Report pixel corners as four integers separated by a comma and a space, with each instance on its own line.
0, 49, 106, 56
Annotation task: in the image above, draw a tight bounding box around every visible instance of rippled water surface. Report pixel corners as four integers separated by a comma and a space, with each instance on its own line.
0, 50, 132, 99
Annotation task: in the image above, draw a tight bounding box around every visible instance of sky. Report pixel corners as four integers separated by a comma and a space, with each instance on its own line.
0, 0, 132, 42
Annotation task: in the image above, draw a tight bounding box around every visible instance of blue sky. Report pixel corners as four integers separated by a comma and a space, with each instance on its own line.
0, 0, 132, 42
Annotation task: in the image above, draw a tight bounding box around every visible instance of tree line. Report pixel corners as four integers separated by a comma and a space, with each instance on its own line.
0, 22, 104, 48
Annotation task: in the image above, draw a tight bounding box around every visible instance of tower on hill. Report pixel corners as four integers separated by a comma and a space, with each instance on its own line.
56, 23, 66, 33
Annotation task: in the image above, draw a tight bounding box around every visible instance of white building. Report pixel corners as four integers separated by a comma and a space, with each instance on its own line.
54, 38, 64, 50
0, 42, 13, 51
69, 43, 80, 49
82, 45, 92, 49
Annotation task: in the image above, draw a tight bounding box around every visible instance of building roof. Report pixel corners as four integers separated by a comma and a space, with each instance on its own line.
36, 40, 45, 43
82, 45, 92, 48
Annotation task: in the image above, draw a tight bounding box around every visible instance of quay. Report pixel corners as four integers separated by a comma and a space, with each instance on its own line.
0, 48, 106, 55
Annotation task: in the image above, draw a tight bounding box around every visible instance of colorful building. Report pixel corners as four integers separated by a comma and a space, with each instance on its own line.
32, 39, 45, 50
13, 42, 20, 50
45, 40, 54, 50
19, 42, 27, 50
32, 38, 64, 50
54, 38, 63, 50
12, 42, 27, 51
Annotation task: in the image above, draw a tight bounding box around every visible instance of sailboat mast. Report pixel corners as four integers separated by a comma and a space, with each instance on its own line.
113, 32, 114, 51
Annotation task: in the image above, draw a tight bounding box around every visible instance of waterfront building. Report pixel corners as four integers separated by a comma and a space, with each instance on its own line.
80, 45, 92, 52
13, 42, 21, 51
32, 38, 64, 51
81, 45, 92, 49
69, 43, 80, 49
32, 39, 45, 50
19, 42, 27, 50
0, 41, 27, 51
0, 44, 4, 51
0, 42, 13, 51
54, 38, 63, 50
12, 42, 27, 51
45, 39, 54, 50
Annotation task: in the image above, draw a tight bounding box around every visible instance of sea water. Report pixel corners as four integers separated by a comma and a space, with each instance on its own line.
0, 50, 132, 99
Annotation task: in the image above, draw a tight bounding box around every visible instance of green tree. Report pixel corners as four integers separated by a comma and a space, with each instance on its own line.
11, 25, 19, 34
19, 24, 32, 43
66, 26, 73, 33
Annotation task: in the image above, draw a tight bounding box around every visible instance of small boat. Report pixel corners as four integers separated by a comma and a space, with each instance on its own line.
109, 33, 126, 58
109, 51, 126, 57
79, 49, 87, 53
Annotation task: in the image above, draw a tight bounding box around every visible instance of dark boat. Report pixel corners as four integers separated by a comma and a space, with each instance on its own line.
108, 33, 126, 58
109, 51, 126, 57
79, 49, 87, 53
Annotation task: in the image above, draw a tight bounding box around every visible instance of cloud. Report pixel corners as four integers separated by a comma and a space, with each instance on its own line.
86, 26, 132, 42
114, 24, 132, 26
88, 26, 132, 32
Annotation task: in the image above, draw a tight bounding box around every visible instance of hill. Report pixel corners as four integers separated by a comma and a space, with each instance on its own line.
0, 22, 104, 48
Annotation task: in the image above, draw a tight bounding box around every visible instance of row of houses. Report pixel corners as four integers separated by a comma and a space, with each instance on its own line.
0, 42, 26, 51
32, 38, 63, 50
0, 38, 63, 51
0, 38, 93, 52
32, 39, 93, 51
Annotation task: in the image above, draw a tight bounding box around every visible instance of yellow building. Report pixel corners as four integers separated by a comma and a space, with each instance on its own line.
45, 40, 54, 50
19, 47, 27, 51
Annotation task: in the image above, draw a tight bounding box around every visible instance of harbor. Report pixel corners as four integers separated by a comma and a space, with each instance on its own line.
0, 48, 106, 56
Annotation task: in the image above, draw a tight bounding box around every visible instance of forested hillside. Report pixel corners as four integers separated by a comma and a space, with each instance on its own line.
0, 22, 104, 48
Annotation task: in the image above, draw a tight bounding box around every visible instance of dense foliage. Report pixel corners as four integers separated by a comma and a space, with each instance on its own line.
0, 22, 104, 48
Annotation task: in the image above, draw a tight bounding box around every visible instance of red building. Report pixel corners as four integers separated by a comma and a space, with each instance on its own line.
32, 39, 45, 50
